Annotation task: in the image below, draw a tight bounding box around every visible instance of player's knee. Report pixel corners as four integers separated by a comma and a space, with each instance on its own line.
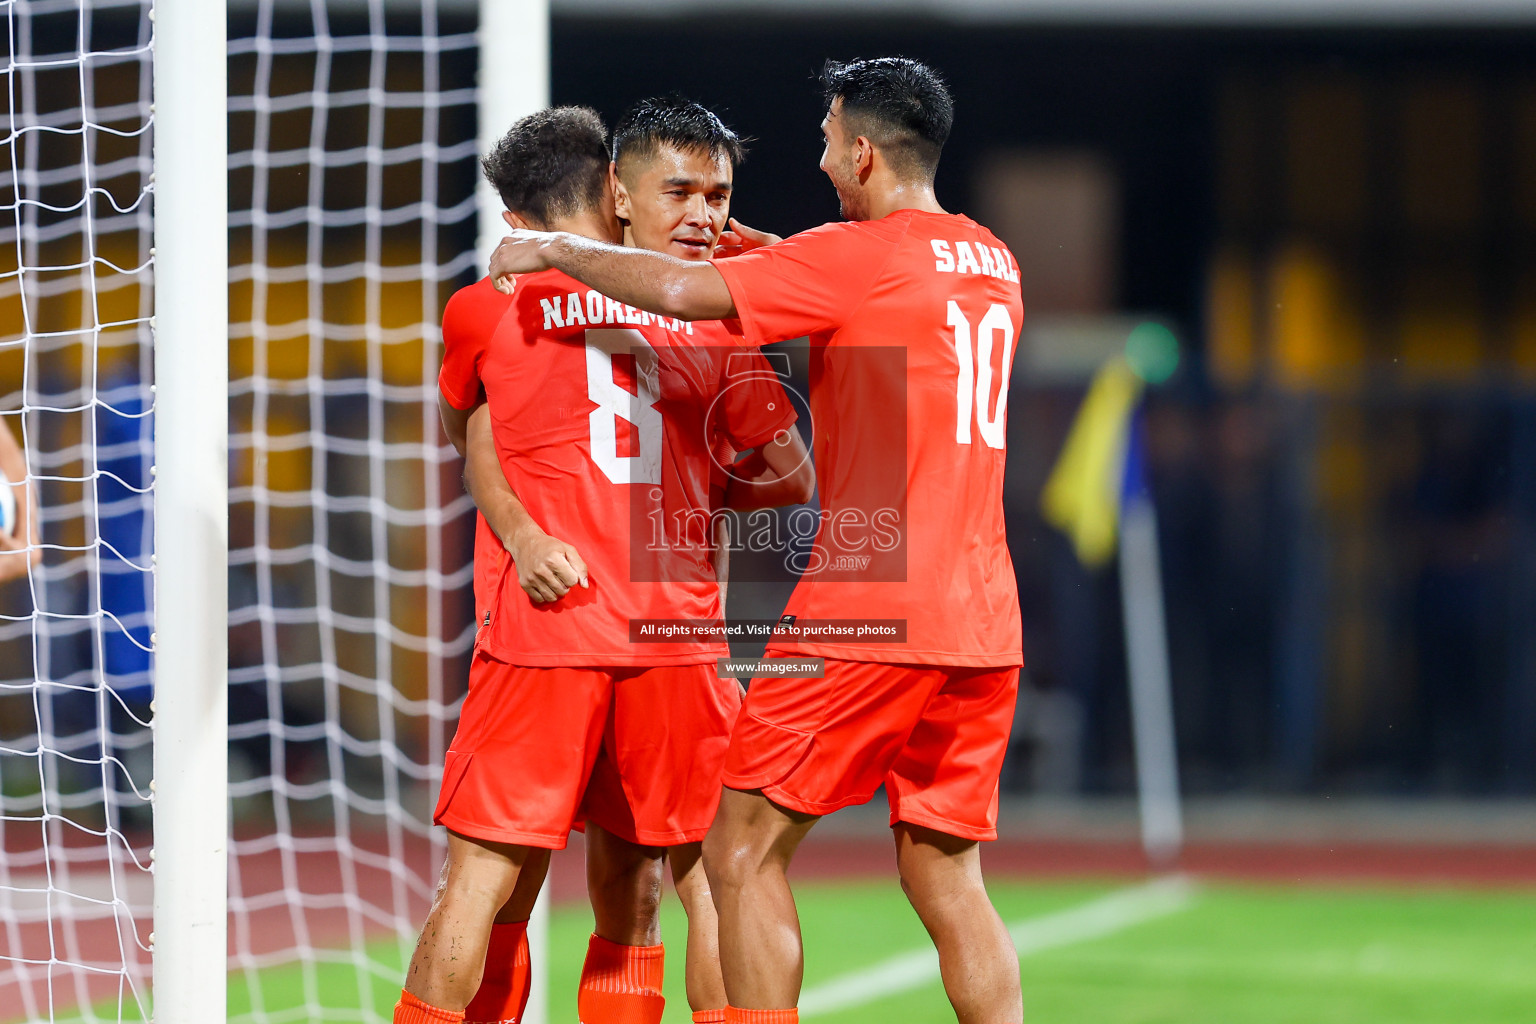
701, 827, 759, 891
898, 860, 982, 924
442, 843, 521, 909
699, 827, 731, 884
591, 855, 664, 927
896, 864, 939, 918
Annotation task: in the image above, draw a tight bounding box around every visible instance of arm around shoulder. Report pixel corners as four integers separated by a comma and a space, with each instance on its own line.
532, 232, 737, 323
660, 259, 735, 323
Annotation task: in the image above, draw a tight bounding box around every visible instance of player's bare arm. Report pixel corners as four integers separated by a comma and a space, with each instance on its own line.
462, 403, 588, 604
437, 389, 476, 456
0, 419, 41, 583
490, 229, 736, 323
444, 391, 588, 601
722, 425, 813, 511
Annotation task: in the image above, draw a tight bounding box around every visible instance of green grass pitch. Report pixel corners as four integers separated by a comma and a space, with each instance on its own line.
51, 879, 1536, 1023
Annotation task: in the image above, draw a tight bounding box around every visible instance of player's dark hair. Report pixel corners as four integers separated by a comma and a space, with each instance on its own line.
612, 94, 746, 176
481, 106, 610, 227
820, 57, 953, 180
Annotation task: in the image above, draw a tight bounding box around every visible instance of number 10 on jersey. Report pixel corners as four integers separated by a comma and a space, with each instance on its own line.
948, 300, 1017, 449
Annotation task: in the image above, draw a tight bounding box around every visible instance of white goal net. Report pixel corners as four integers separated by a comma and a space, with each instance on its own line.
1, 0, 157, 1019
224, 1, 478, 1019
2, 1, 483, 1021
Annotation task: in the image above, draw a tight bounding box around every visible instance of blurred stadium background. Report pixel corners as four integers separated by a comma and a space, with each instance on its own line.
214, 0, 1536, 799
3, 0, 1535, 1022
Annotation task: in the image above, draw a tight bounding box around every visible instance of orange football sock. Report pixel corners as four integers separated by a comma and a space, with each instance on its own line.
463, 920, 532, 1023
692, 1010, 727, 1023
576, 933, 666, 1024
724, 1009, 797, 1024
394, 989, 465, 1024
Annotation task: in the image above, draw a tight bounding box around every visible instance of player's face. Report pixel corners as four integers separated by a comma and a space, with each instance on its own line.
819, 98, 868, 222
615, 144, 733, 261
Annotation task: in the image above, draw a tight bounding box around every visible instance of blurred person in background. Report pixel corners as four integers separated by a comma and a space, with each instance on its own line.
1406, 409, 1509, 791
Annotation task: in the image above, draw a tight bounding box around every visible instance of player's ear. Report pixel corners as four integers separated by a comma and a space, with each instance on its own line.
502, 209, 532, 231
609, 161, 633, 220
854, 136, 876, 182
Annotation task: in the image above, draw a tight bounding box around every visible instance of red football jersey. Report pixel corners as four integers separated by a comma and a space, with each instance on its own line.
440, 273, 794, 666
713, 210, 1024, 667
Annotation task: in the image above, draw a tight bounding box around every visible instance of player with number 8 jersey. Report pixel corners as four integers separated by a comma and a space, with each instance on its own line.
436, 266, 796, 874
440, 283, 783, 668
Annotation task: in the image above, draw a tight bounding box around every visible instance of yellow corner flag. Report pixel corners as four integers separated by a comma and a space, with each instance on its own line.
1040, 357, 1145, 568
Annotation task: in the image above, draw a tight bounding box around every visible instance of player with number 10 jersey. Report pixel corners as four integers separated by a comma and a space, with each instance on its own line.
718, 210, 1022, 670
706, 208, 1024, 848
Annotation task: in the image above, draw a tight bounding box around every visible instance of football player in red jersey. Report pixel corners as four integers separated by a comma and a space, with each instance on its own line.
401, 103, 811, 1024
487, 59, 1025, 1024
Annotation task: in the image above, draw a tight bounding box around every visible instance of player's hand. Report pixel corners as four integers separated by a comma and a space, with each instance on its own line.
489, 230, 555, 293
508, 527, 589, 604
713, 218, 781, 259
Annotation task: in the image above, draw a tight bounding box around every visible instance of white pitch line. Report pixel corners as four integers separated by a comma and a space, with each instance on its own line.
799, 874, 1198, 1017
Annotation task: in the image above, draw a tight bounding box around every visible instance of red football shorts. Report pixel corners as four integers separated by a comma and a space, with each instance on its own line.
434, 652, 739, 849
723, 658, 1020, 841
579, 662, 741, 846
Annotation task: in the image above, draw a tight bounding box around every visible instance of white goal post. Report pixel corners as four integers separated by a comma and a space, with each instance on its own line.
151, 4, 230, 1024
